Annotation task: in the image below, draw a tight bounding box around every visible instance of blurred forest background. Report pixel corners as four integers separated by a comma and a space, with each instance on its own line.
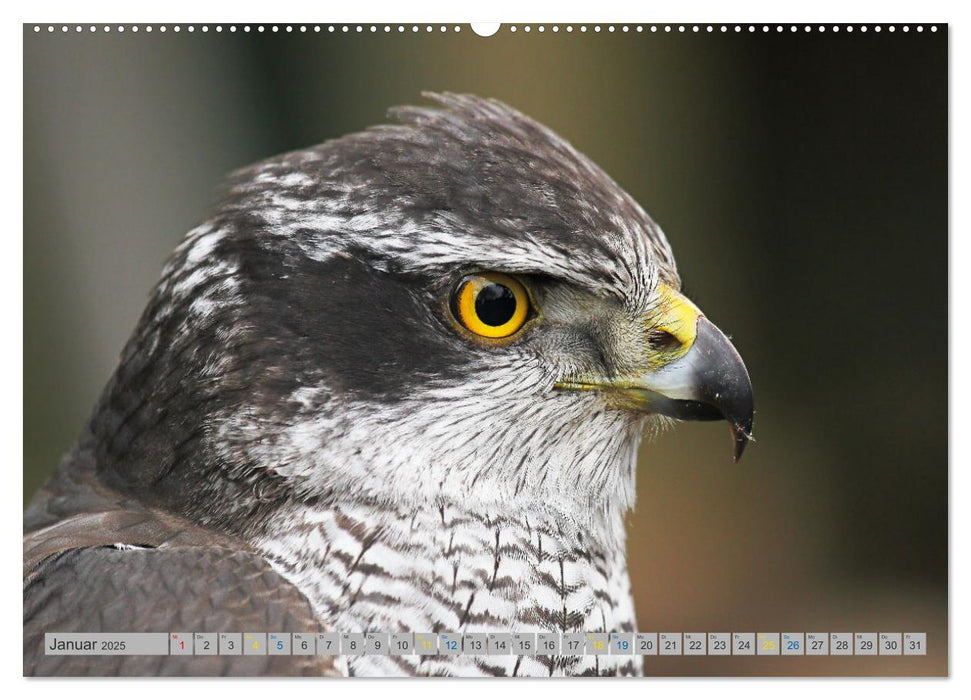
24, 24, 947, 674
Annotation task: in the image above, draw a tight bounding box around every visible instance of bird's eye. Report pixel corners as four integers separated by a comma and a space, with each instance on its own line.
450, 273, 531, 339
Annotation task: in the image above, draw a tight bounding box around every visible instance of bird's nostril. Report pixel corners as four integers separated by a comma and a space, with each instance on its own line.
648, 329, 683, 353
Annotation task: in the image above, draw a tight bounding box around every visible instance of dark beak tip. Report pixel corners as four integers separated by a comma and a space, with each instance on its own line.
690, 317, 754, 464
730, 421, 754, 463
732, 437, 746, 463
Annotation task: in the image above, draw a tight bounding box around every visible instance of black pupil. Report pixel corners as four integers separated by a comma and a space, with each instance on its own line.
475, 283, 517, 326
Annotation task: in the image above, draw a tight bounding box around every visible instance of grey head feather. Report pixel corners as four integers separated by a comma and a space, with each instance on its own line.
72, 93, 679, 534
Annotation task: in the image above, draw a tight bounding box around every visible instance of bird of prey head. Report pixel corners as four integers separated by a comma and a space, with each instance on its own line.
91, 93, 753, 532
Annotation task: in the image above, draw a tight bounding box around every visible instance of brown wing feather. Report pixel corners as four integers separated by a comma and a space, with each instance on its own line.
24, 445, 342, 677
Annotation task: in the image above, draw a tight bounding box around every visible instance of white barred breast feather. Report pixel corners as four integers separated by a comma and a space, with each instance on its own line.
256, 500, 640, 677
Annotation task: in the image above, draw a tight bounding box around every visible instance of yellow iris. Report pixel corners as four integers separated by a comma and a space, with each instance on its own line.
453, 273, 530, 339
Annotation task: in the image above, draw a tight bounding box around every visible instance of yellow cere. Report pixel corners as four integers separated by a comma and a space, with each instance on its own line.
651, 283, 701, 359
456, 272, 530, 339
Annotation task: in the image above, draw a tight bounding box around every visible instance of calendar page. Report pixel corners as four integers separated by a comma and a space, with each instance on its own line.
22, 18, 947, 679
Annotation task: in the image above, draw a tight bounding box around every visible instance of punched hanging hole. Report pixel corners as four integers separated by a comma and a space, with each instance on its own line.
471, 23, 501, 37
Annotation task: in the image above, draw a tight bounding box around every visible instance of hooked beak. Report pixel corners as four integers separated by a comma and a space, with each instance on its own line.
627, 314, 754, 461
557, 284, 754, 461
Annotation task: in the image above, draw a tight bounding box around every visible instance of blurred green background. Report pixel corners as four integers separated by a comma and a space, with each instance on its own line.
24, 25, 947, 675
